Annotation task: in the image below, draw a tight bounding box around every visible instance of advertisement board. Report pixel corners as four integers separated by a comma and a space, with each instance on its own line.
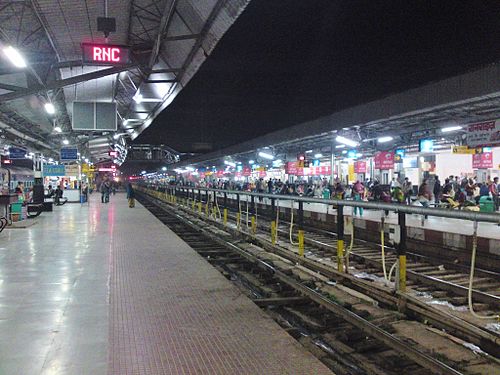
472, 152, 493, 169
466, 120, 500, 147
242, 167, 252, 177
354, 161, 367, 173
285, 161, 298, 175
374, 152, 394, 170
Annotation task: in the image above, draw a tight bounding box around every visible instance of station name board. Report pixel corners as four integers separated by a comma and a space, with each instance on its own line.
82, 43, 130, 65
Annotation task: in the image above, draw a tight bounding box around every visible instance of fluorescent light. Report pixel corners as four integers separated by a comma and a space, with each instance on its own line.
248, 160, 255, 164
53, 126, 62, 133
185, 166, 195, 172
305, 150, 313, 153
341, 150, 347, 154
224, 160, 236, 167
161, 167, 167, 171
62, 139, 69, 145
377, 136, 393, 143
113, 134, 120, 140
314, 153, 323, 158
48, 158, 53, 162
44, 103, 56, 114
3, 46, 27, 68
258, 151, 274, 160
335, 144, 345, 149
441, 126, 462, 133
335, 135, 359, 147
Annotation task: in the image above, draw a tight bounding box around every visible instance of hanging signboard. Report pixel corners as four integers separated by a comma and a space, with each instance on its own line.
258, 170, 267, 178
235, 171, 242, 177
242, 167, 252, 177
452, 145, 476, 154
8, 147, 26, 159
216, 170, 224, 178
466, 119, 500, 147
43, 165, 65, 176
60, 148, 78, 161
374, 152, 394, 170
472, 152, 493, 169
65, 164, 80, 176
354, 161, 367, 173
82, 43, 131, 65
285, 161, 298, 175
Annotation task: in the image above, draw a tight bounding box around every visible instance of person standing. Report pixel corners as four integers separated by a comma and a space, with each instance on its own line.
490, 177, 499, 211
402, 177, 412, 205
433, 175, 441, 205
126, 183, 135, 208
352, 180, 365, 216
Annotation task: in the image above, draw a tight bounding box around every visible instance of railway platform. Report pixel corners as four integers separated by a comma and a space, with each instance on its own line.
0, 194, 333, 375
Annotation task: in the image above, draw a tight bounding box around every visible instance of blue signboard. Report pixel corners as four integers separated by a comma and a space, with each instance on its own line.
395, 149, 405, 158
60, 148, 78, 161
43, 165, 65, 176
8, 147, 27, 159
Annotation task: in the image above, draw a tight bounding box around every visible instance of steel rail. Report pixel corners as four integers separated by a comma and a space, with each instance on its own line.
171, 186, 500, 224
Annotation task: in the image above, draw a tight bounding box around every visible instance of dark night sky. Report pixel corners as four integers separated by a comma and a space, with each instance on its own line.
135, 0, 500, 152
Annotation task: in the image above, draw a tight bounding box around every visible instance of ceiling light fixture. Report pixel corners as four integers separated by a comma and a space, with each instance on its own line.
62, 139, 69, 145
335, 144, 345, 149
44, 103, 56, 115
258, 151, 274, 160
377, 136, 393, 143
335, 135, 359, 147
314, 153, 323, 158
441, 126, 462, 133
3, 46, 27, 68
53, 126, 62, 133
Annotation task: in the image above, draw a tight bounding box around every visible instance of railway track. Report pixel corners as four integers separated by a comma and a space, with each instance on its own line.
199, 192, 500, 311
137, 191, 500, 375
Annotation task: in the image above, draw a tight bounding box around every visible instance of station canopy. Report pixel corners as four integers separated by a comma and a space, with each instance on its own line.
0, 0, 250, 164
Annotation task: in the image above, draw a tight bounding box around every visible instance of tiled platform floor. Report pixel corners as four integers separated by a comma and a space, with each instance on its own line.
0, 194, 333, 375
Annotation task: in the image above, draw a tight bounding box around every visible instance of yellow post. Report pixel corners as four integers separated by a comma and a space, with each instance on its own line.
223, 208, 228, 225
236, 212, 241, 229
205, 202, 209, 216
271, 220, 276, 245
399, 255, 407, 292
198, 202, 202, 214
298, 230, 305, 257
251, 216, 256, 234
192, 199, 196, 211
337, 239, 344, 272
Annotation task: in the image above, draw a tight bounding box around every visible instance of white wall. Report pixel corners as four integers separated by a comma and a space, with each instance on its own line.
435, 147, 500, 179
435, 153, 472, 178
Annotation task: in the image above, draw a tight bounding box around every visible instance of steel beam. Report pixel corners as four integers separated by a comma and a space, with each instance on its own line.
148, 0, 179, 68
0, 65, 137, 102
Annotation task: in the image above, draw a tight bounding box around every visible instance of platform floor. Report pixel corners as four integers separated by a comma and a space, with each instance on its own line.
0, 194, 333, 375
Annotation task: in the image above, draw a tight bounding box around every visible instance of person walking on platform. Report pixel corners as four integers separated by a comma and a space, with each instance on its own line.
126, 183, 135, 208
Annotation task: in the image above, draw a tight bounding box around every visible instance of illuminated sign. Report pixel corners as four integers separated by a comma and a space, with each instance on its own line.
2, 159, 12, 164
419, 139, 434, 153
82, 43, 130, 65
109, 151, 119, 157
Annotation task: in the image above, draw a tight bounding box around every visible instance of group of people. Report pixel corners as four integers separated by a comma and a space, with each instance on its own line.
174, 173, 500, 214
434, 175, 499, 210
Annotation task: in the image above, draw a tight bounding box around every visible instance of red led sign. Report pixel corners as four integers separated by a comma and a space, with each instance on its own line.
108, 151, 118, 157
82, 43, 130, 65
